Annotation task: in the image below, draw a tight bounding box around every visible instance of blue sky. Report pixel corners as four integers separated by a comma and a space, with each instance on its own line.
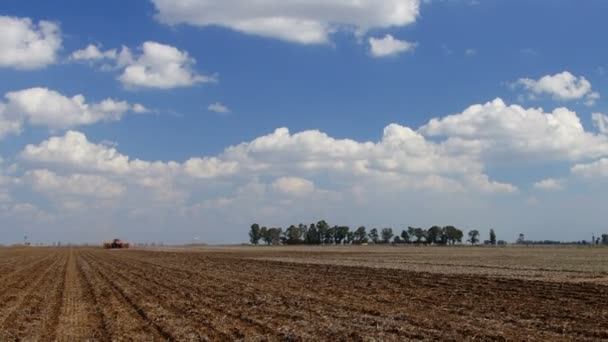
0, 0, 607, 244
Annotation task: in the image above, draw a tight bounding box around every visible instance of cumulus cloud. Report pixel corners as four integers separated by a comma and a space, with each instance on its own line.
369, 35, 416, 57
419, 98, 608, 161
18, 97, 608, 242
0, 87, 144, 138
272, 177, 315, 196
19, 121, 513, 200
20, 130, 144, 174
208, 103, 231, 114
533, 178, 564, 191
0, 16, 62, 69
70, 44, 117, 61
132, 103, 150, 113
571, 159, 608, 178
592, 113, 608, 134
71, 41, 214, 89
119, 42, 213, 89
183, 157, 238, 179
25, 169, 125, 199
514, 71, 600, 105
151, 0, 420, 44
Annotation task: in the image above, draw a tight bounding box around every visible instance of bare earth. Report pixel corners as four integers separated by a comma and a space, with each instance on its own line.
0, 246, 607, 341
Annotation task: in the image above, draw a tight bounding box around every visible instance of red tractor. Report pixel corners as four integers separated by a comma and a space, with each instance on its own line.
103, 238, 130, 249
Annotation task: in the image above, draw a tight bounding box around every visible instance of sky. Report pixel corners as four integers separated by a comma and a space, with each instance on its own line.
1, 0, 608, 244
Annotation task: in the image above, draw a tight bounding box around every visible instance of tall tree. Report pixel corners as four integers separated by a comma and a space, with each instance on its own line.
427, 226, 443, 245
369, 228, 379, 244
602, 234, 608, 245
443, 226, 463, 245
268, 228, 283, 245
317, 220, 330, 245
285, 225, 303, 245
306, 223, 321, 245
381, 228, 393, 244
249, 223, 261, 245
468, 230, 480, 245
261, 226, 271, 245
354, 226, 367, 244
400, 229, 410, 244
489, 229, 496, 246
335, 226, 350, 245
346, 231, 355, 244
408, 227, 426, 244
407, 227, 417, 243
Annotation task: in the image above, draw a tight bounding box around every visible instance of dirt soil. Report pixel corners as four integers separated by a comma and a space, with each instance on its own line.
0, 247, 607, 341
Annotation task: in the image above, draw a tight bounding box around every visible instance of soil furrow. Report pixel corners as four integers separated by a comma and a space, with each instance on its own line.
54, 249, 106, 341
77, 253, 167, 341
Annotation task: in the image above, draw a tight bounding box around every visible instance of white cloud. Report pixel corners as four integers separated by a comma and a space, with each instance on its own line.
183, 157, 238, 179
592, 113, 608, 134
70, 44, 117, 61
0, 88, 143, 138
26, 97, 608, 242
515, 71, 599, 105
20, 130, 139, 174
0, 16, 62, 69
71, 41, 213, 89
25, 169, 125, 199
208, 103, 231, 114
119, 42, 213, 89
272, 177, 315, 196
465, 48, 477, 56
369, 35, 416, 58
420, 98, 608, 161
19, 121, 513, 199
533, 178, 564, 191
132, 103, 150, 113
571, 159, 608, 178
10, 96, 608, 243
151, 0, 420, 44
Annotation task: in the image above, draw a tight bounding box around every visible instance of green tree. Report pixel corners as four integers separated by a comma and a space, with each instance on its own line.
468, 230, 480, 245
335, 226, 350, 245
285, 225, 303, 245
346, 231, 355, 244
381, 228, 393, 244
602, 234, 608, 245
249, 223, 261, 245
268, 227, 283, 245
369, 228, 380, 244
325, 226, 336, 244
408, 227, 426, 244
354, 226, 367, 244
489, 229, 496, 246
400, 229, 410, 244
393, 236, 402, 244
260, 226, 271, 245
306, 223, 321, 245
443, 226, 463, 245
317, 220, 330, 245
427, 226, 443, 245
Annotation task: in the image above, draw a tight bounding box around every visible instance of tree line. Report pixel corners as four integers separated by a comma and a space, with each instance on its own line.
248, 221, 496, 246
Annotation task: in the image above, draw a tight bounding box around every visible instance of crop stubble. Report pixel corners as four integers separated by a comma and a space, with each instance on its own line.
0, 247, 606, 341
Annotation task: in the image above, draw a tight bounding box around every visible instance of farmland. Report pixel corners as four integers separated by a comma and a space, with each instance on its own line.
0, 246, 607, 340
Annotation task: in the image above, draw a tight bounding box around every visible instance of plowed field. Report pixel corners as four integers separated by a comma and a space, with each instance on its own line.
1, 247, 607, 341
